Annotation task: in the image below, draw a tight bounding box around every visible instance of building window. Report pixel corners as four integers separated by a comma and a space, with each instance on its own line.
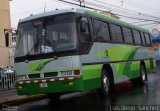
5, 32, 9, 47
12, 37, 16, 42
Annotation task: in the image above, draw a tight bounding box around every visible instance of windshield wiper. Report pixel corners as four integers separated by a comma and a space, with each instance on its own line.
51, 40, 58, 59
25, 39, 40, 56
50, 40, 57, 52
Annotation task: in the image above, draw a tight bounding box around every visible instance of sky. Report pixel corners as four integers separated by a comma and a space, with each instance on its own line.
10, 0, 160, 29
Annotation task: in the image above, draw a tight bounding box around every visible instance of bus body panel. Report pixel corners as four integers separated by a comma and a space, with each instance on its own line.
15, 9, 156, 95
16, 76, 84, 95
15, 56, 81, 75
81, 43, 153, 85
16, 44, 154, 95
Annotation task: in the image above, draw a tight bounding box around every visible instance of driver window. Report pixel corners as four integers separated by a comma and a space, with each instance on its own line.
79, 17, 91, 52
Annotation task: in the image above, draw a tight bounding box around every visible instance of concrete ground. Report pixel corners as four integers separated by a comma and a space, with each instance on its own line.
0, 89, 47, 106
0, 89, 23, 103
0, 66, 159, 109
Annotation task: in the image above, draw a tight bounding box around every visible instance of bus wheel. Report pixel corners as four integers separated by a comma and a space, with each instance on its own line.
140, 64, 147, 84
131, 64, 147, 86
98, 69, 114, 97
47, 93, 61, 104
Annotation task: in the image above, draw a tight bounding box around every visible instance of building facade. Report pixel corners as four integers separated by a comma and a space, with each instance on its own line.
150, 25, 160, 65
0, 0, 12, 67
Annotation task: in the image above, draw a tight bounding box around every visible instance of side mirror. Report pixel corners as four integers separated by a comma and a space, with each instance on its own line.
5, 32, 9, 47
80, 21, 87, 33
15, 30, 18, 35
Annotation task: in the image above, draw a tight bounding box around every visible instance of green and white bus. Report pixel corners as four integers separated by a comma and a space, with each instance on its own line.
15, 8, 156, 99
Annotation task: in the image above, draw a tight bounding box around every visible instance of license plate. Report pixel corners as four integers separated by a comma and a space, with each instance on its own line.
39, 83, 48, 88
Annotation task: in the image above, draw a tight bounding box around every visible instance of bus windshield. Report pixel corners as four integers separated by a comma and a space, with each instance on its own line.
15, 14, 77, 57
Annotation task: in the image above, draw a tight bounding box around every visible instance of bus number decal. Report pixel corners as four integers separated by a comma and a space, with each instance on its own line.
105, 50, 109, 57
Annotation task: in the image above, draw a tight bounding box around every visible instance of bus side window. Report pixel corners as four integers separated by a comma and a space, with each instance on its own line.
110, 23, 123, 43
144, 33, 151, 45
79, 17, 91, 52
93, 19, 110, 42
122, 27, 133, 44
132, 30, 142, 45
140, 32, 146, 45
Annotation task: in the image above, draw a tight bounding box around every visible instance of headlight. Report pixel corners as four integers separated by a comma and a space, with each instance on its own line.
16, 75, 29, 80
60, 70, 72, 76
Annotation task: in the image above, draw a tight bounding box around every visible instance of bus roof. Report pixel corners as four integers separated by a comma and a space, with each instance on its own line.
84, 10, 149, 33
19, 8, 149, 33
19, 8, 86, 23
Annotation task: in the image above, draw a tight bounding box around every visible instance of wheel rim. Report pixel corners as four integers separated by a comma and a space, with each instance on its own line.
103, 74, 109, 92
141, 66, 146, 81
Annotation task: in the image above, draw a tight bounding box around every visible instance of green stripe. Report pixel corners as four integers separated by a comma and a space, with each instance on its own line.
82, 64, 102, 80
122, 47, 139, 75
28, 59, 53, 71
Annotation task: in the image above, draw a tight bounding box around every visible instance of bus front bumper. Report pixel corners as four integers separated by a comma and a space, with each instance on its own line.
16, 76, 83, 95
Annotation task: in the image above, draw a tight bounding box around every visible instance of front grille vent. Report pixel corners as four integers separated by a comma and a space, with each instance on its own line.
44, 72, 58, 78
28, 74, 40, 79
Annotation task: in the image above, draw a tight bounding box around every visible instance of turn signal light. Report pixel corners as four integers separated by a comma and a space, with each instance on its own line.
74, 70, 80, 75
18, 86, 23, 89
69, 82, 74, 86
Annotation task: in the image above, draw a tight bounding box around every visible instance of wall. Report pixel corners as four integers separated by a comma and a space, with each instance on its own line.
0, 0, 12, 67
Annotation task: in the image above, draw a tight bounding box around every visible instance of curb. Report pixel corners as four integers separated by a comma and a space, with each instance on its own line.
0, 94, 47, 107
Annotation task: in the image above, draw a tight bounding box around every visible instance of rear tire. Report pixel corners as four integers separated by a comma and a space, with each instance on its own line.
97, 69, 115, 97
131, 64, 147, 86
140, 64, 147, 84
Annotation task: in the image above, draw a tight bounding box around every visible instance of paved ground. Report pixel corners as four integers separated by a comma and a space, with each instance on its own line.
13, 67, 160, 111
0, 89, 25, 103
0, 87, 47, 107
0, 67, 159, 111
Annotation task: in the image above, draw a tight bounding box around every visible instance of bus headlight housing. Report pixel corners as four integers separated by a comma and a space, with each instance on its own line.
60, 70, 72, 76
16, 75, 29, 80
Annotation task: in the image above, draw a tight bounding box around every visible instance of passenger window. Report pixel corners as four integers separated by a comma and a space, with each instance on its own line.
144, 33, 151, 45
140, 32, 146, 45
110, 24, 123, 43
122, 27, 133, 44
94, 20, 110, 42
132, 30, 141, 44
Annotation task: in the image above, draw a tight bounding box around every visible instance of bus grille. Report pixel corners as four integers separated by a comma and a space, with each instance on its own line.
44, 72, 58, 78
28, 74, 40, 79
28, 72, 58, 79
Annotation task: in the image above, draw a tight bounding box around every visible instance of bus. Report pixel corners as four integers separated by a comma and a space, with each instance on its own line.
15, 8, 156, 100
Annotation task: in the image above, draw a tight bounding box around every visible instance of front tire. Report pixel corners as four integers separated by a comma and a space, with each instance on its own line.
98, 69, 114, 97
47, 93, 61, 100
